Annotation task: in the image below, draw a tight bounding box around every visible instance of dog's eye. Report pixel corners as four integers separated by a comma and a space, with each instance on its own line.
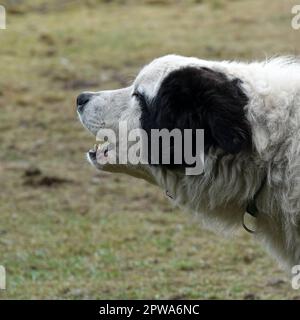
132, 91, 143, 100
132, 91, 148, 109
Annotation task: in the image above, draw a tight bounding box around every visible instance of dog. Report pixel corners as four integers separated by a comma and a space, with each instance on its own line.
77, 54, 300, 271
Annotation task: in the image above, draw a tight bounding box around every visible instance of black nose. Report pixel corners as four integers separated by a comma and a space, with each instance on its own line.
77, 93, 92, 112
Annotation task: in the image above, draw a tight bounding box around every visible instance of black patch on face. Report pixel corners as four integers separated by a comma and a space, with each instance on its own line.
140, 66, 251, 169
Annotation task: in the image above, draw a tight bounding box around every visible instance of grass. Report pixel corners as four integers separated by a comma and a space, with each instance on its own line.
0, 0, 299, 299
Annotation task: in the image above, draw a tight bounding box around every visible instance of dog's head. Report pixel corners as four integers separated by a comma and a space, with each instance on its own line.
77, 54, 251, 182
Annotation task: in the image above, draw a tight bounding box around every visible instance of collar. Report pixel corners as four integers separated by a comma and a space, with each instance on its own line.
246, 175, 267, 217
166, 175, 267, 234
243, 175, 267, 233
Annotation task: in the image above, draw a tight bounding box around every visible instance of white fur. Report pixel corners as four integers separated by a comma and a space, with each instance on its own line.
78, 55, 300, 271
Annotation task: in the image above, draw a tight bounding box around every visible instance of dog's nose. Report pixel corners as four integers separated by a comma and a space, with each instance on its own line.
77, 93, 92, 112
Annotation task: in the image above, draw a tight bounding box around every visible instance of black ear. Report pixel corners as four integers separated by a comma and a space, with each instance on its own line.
206, 103, 251, 154
144, 66, 251, 155
203, 75, 252, 154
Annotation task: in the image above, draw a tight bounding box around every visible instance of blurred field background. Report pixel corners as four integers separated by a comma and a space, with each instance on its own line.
0, 0, 299, 299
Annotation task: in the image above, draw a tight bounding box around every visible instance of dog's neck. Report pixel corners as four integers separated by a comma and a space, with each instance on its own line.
152, 150, 264, 210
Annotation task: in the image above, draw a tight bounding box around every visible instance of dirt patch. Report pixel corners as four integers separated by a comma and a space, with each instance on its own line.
23, 167, 72, 187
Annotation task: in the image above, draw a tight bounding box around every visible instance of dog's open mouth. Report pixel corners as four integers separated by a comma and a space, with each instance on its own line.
88, 142, 106, 160
87, 139, 115, 166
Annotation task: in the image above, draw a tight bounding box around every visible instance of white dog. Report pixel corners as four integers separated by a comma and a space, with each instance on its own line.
77, 54, 300, 271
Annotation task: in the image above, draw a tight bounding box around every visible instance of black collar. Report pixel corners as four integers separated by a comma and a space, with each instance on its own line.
243, 175, 267, 234
166, 175, 267, 234
246, 175, 267, 217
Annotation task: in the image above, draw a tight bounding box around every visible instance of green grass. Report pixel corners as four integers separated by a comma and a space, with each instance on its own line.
0, 0, 299, 299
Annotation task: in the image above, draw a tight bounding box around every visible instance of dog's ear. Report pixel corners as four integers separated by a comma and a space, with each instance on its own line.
149, 66, 251, 154
203, 75, 252, 154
